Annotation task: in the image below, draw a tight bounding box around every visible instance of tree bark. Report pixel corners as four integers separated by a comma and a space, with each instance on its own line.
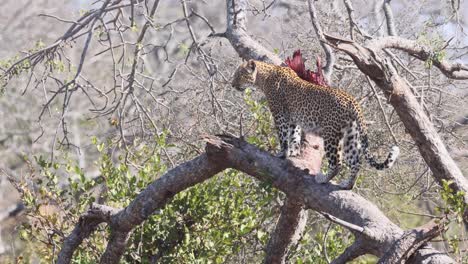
56, 135, 454, 263
264, 133, 324, 263
323, 34, 468, 223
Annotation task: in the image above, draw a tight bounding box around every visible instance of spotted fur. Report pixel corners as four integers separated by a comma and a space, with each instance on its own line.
232, 60, 400, 190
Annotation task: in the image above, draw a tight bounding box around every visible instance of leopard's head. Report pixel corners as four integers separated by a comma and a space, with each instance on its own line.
232, 60, 257, 92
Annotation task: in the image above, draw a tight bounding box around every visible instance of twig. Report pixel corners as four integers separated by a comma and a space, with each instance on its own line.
365, 76, 398, 144
306, 0, 335, 84
383, 0, 397, 36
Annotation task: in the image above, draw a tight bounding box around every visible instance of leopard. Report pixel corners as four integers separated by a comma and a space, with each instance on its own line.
231, 59, 400, 190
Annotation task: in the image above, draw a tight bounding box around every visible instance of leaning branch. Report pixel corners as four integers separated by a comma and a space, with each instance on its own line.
324, 33, 468, 223
264, 133, 324, 263
378, 218, 448, 264
56, 135, 454, 263
223, 2, 313, 261
383, 0, 397, 36
223, 0, 282, 64
307, 0, 335, 83
368, 36, 468, 79
57, 154, 225, 264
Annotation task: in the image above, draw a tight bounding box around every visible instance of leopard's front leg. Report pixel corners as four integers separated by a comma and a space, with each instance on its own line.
275, 117, 290, 159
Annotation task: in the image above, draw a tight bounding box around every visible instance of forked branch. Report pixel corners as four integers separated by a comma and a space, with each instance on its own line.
56, 135, 454, 263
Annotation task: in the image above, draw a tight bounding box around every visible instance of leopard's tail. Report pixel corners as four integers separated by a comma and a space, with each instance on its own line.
361, 134, 400, 170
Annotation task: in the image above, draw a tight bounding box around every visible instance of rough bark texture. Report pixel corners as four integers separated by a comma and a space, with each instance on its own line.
264, 198, 307, 264
206, 135, 452, 263
224, 0, 282, 64
56, 135, 454, 263
264, 133, 324, 263
378, 218, 448, 264
54, 1, 465, 263
57, 154, 224, 264
324, 33, 468, 221
224, 3, 325, 261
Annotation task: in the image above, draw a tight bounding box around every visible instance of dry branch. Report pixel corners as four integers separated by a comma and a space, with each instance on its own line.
56, 135, 454, 263
52, 1, 464, 263
306, 0, 335, 83
223, 2, 315, 260
57, 154, 225, 264
324, 33, 468, 222
264, 198, 307, 264
264, 133, 324, 263
383, 0, 396, 36
378, 218, 448, 264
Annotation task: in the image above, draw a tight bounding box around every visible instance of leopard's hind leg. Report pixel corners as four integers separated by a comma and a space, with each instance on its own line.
315, 134, 343, 184
339, 122, 362, 190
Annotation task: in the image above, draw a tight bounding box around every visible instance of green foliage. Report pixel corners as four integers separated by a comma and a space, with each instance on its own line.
290, 225, 356, 264
15, 132, 282, 263
439, 179, 466, 223
417, 30, 447, 68
243, 88, 278, 151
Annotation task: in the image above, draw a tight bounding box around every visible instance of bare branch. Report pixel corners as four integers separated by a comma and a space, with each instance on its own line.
264, 198, 307, 264
368, 36, 468, 79
306, 0, 335, 83
343, 0, 372, 39
378, 218, 448, 264
383, 0, 397, 36
57, 153, 225, 263
324, 33, 468, 222
56, 135, 455, 263
224, 0, 282, 64
264, 133, 324, 263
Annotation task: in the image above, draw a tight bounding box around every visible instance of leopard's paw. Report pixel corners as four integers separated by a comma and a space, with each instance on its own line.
275, 151, 287, 159
338, 179, 355, 190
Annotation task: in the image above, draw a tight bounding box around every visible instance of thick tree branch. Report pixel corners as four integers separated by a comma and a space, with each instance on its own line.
57, 204, 119, 264
206, 135, 453, 263
224, 0, 282, 64
378, 218, 448, 264
223, 2, 315, 260
264, 198, 307, 264
57, 154, 225, 264
368, 36, 468, 79
264, 133, 323, 263
55, 2, 460, 263
324, 34, 468, 220
57, 135, 455, 263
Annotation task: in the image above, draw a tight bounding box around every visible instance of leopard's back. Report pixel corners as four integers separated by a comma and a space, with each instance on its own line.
265, 66, 365, 135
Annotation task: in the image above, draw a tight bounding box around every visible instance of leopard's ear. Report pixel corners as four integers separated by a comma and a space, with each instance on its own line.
246, 60, 256, 73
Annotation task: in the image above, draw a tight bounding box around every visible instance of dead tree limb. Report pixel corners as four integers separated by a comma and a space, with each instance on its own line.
324, 33, 468, 222
264, 133, 324, 263
223, 2, 319, 260
223, 0, 282, 64
378, 218, 448, 264
221, 0, 456, 262
205, 135, 452, 263
264, 198, 307, 264
383, 0, 397, 36
56, 135, 455, 263
57, 154, 225, 264
306, 0, 335, 83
